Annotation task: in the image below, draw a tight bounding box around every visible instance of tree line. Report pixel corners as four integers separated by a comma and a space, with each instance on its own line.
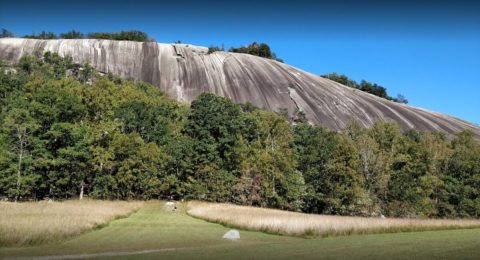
321, 72, 408, 104
0, 29, 154, 42
208, 42, 284, 62
0, 53, 479, 218
2, 29, 282, 62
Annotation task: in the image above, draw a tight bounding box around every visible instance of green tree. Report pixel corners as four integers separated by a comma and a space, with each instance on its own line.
447, 131, 480, 217
358, 80, 391, 100
60, 30, 84, 39
47, 123, 92, 199
295, 123, 372, 215
237, 110, 303, 210
321, 73, 357, 88
1, 108, 39, 201
185, 93, 243, 170
24, 31, 58, 39
229, 42, 282, 62
0, 28, 14, 38
87, 30, 151, 42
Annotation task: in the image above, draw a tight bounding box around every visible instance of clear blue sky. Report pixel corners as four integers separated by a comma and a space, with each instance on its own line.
1, 0, 479, 124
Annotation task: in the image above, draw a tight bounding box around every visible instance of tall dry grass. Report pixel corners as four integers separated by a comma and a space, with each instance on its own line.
0, 200, 143, 247
187, 201, 480, 237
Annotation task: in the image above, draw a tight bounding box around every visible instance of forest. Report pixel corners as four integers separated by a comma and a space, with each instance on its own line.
0, 53, 479, 218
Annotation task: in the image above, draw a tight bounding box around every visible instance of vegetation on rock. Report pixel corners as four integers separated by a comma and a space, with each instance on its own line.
322, 72, 408, 104
0, 28, 14, 38
22, 30, 153, 42
228, 42, 283, 62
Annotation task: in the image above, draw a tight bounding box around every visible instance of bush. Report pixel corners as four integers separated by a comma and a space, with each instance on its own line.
60, 30, 84, 39
229, 42, 283, 62
24, 31, 58, 39
321, 73, 408, 103
0, 28, 14, 38
208, 45, 224, 54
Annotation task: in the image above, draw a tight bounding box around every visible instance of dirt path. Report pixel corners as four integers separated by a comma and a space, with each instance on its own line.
6, 245, 221, 260
5, 241, 276, 260
5, 248, 176, 260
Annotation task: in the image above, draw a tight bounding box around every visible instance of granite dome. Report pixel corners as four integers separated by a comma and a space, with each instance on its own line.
1, 38, 478, 138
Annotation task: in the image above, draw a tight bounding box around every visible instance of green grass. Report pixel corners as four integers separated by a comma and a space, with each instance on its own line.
1, 201, 479, 259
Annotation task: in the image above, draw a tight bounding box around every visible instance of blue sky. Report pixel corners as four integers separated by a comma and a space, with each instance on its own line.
1, 0, 479, 124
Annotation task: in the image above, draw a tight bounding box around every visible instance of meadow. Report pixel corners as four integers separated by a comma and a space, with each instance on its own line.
187, 201, 480, 237
1, 201, 480, 260
0, 200, 143, 247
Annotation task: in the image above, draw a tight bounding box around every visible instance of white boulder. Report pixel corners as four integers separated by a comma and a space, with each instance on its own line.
222, 229, 240, 240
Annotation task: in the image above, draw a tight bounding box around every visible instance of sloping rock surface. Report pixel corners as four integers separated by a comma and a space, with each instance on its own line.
1, 38, 478, 137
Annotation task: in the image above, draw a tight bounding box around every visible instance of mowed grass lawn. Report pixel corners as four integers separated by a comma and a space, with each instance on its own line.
1, 201, 479, 260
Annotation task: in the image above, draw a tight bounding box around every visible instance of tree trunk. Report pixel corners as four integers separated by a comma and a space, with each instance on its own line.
79, 183, 84, 200
15, 136, 24, 202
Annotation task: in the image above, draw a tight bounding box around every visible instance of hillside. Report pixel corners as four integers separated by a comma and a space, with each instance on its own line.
0, 38, 478, 138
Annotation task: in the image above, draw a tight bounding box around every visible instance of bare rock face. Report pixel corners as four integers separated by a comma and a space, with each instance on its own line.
0, 38, 478, 138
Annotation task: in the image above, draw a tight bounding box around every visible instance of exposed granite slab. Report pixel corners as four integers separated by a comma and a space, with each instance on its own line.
1, 38, 478, 138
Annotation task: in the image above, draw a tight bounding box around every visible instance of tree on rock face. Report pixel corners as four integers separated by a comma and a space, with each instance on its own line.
60, 30, 84, 39
24, 31, 58, 39
394, 94, 408, 104
358, 80, 390, 100
321, 73, 357, 88
321, 73, 406, 103
86, 30, 150, 42
229, 42, 283, 62
0, 28, 14, 38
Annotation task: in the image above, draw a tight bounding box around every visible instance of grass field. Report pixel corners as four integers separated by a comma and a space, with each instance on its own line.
187, 201, 480, 237
0, 200, 143, 247
1, 201, 479, 259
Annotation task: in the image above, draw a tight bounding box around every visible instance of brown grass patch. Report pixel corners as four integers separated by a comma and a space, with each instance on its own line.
0, 200, 143, 247
187, 201, 480, 237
